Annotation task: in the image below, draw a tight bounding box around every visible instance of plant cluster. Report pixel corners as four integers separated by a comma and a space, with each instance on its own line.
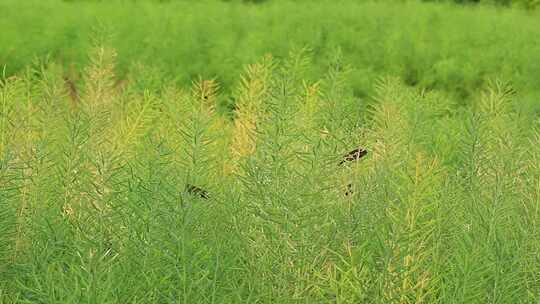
0, 42, 538, 303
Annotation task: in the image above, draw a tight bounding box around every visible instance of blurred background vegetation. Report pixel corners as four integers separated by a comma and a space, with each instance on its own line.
1, 0, 540, 115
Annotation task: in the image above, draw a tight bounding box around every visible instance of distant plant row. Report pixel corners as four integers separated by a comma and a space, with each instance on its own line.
2, 0, 540, 114
59, 0, 540, 9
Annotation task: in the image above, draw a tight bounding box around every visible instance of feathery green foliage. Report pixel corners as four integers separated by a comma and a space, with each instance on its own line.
0, 38, 538, 302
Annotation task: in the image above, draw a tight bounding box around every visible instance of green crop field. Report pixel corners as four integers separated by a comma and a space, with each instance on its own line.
1, 0, 539, 303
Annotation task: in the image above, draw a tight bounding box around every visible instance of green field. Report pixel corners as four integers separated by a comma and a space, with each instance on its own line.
1, 0, 539, 303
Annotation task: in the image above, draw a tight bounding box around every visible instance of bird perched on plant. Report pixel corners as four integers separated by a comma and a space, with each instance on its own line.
339, 146, 368, 196
339, 147, 368, 166
185, 184, 210, 199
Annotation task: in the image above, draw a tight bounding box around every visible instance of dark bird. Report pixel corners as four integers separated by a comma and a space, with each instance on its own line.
339, 146, 368, 197
339, 147, 368, 166
345, 183, 353, 196
185, 184, 210, 199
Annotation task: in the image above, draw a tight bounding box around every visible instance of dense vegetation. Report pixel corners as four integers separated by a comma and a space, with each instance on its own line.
2, 0, 540, 113
1, 0, 539, 303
